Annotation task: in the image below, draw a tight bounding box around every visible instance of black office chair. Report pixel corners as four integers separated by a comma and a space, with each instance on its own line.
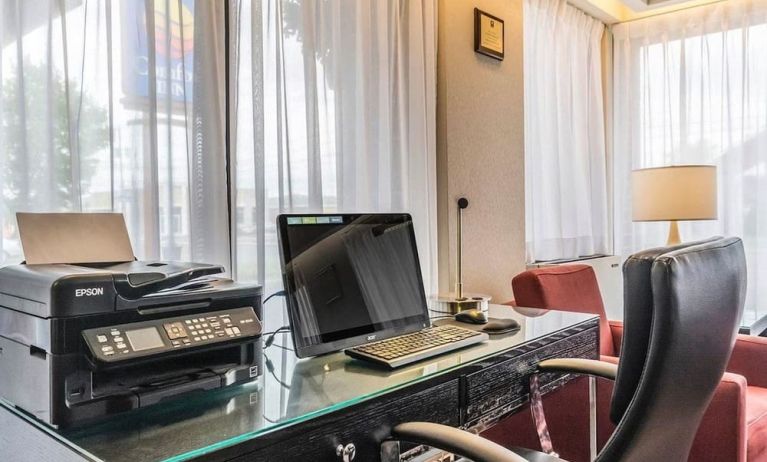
386, 237, 747, 462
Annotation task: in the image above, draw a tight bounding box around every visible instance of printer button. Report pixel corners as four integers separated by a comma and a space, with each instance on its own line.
114, 337, 124, 343
222, 318, 231, 324
194, 337, 201, 342
232, 327, 241, 335
225, 328, 234, 336
110, 331, 120, 336
195, 324, 202, 330
101, 346, 114, 352
97, 335, 108, 343
104, 351, 114, 356
205, 329, 212, 334
185, 320, 192, 324
182, 339, 191, 344
163, 322, 188, 340
202, 323, 209, 328
116, 343, 127, 349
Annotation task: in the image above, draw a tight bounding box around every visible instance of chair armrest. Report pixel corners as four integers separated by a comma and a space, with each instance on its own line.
392, 422, 528, 462
690, 372, 748, 462
538, 358, 618, 381
727, 334, 767, 388
609, 320, 624, 354
728, 334, 767, 388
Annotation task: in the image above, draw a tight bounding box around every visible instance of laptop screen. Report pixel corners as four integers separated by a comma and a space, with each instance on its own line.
277, 213, 430, 357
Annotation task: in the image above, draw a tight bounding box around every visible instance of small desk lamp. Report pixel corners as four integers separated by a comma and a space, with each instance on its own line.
632, 165, 717, 245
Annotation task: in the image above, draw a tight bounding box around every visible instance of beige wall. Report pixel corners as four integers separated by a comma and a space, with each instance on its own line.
437, 0, 526, 304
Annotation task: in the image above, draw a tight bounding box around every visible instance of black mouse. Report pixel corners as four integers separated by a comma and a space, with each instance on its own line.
455, 309, 488, 325
482, 318, 521, 334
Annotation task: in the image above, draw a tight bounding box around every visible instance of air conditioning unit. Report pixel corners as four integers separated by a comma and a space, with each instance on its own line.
527, 255, 624, 321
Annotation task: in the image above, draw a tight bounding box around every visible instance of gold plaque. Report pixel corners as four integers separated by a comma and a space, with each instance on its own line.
474, 8, 504, 60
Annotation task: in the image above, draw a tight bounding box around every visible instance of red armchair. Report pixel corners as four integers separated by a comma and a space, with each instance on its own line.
487, 264, 767, 462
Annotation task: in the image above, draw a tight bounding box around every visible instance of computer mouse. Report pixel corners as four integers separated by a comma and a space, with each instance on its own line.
482, 318, 521, 334
455, 309, 488, 325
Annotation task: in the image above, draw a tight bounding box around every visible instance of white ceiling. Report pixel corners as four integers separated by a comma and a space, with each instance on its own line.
570, 0, 722, 24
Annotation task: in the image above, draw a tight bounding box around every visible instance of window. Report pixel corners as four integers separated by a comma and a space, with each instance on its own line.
613, 0, 767, 322
0, 0, 438, 301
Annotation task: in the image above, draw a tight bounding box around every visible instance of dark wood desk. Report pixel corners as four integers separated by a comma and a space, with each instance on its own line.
0, 306, 598, 462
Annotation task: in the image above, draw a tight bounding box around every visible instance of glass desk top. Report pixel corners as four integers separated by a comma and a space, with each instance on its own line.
4, 305, 596, 462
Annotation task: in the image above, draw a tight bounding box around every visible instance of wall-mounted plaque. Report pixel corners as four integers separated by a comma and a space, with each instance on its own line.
474, 8, 504, 61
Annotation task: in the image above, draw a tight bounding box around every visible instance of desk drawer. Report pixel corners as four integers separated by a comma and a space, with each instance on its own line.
464, 322, 599, 425
240, 379, 460, 461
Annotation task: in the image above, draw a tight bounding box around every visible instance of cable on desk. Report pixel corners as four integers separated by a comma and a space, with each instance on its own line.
262, 289, 286, 306
260, 290, 291, 349
264, 352, 291, 390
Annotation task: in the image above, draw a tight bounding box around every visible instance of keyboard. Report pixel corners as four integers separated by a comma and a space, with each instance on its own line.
345, 325, 489, 368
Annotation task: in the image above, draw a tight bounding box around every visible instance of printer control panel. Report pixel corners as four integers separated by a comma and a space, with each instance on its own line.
82, 307, 262, 364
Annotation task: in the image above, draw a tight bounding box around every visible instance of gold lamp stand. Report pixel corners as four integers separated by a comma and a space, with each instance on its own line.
434, 197, 491, 314
666, 220, 681, 246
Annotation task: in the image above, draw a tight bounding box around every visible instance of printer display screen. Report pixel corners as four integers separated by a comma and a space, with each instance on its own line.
126, 327, 165, 352
279, 214, 429, 351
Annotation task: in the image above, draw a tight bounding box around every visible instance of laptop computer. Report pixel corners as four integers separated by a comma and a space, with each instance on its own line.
277, 213, 488, 368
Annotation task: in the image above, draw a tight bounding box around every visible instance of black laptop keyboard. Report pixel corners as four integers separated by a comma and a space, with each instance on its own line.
346, 325, 487, 368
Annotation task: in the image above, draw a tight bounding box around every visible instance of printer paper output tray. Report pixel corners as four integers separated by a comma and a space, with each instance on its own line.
69, 354, 259, 411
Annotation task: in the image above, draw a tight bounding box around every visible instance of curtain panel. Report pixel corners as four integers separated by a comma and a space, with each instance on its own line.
523, 0, 609, 262
0, 0, 229, 267
230, 0, 438, 296
613, 0, 767, 322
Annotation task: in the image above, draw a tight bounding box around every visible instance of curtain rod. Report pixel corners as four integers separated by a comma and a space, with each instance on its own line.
614, 0, 728, 25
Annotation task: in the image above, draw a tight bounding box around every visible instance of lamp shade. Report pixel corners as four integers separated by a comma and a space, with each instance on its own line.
632, 165, 717, 222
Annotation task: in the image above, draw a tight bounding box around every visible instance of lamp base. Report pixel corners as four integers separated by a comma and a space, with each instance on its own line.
667, 220, 681, 246
434, 293, 492, 315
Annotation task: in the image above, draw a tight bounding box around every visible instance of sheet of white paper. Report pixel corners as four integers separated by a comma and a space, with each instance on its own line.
16, 213, 135, 264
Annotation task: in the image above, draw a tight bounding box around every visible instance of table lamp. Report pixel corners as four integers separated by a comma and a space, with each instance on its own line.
632, 165, 717, 245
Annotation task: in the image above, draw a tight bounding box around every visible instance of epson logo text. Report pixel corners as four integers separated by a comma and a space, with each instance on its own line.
75, 287, 104, 297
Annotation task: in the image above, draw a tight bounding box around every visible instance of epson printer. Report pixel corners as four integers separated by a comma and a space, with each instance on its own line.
0, 213, 263, 428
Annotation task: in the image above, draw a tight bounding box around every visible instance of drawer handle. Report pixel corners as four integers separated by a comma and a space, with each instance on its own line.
336, 443, 356, 461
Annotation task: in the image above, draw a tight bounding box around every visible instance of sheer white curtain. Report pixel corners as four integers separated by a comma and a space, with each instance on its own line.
0, 0, 229, 267
230, 0, 437, 423
613, 0, 767, 323
524, 0, 608, 262
231, 0, 438, 295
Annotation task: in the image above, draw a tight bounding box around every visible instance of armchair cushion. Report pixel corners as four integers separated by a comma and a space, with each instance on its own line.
746, 385, 767, 461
